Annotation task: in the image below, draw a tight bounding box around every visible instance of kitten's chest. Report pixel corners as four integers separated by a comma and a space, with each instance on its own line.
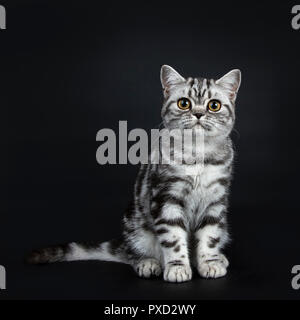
184, 163, 223, 190
184, 164, 224, 214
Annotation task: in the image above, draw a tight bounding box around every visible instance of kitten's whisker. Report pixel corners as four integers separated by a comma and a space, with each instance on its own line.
232, 128, 240, 140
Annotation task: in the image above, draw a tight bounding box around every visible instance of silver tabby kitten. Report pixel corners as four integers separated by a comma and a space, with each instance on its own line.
28, 65, 241, 283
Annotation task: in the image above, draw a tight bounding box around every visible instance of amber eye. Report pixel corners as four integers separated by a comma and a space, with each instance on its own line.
208, 100, 221, 112
177, 98, 191, 110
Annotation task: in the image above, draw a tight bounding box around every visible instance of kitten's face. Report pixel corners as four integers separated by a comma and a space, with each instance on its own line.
160, 66, 241, 138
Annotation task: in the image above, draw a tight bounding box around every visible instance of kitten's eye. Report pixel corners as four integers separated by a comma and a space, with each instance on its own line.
208, 100, 221, 112
177, 98, 191, 110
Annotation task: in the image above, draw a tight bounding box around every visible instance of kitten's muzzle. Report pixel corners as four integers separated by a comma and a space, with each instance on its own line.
193, 113, 204, 119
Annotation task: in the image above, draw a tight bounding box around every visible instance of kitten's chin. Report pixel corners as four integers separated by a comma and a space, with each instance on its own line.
190, 121, 206, 130
194, 123, 203, 129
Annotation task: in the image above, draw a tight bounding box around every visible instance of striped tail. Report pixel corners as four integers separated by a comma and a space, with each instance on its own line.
26, 238, 128, 265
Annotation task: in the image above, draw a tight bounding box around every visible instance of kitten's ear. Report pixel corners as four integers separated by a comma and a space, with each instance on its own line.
216, 69, 241, 101
160, 65, 185, 96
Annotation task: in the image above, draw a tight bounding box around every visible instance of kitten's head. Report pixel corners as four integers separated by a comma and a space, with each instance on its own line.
160, 65, 241, 138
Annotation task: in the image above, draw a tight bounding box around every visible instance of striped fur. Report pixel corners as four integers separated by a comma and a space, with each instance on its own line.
27, 65, 241, 283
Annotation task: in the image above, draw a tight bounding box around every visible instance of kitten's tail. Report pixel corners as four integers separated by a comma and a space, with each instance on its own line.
26, 238, 128, 265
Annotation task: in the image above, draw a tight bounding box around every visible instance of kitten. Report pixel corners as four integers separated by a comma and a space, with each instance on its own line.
27, 65, 241, 283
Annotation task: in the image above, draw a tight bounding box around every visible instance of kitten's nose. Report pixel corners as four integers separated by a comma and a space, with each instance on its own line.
193, 113, 203, 119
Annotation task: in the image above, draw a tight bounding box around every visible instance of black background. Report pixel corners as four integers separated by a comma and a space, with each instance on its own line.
2, 0, 300, 299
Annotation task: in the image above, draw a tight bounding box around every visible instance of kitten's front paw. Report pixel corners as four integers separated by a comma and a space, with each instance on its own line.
135, 258, 162, 278
197, 254, 229, 279
164, 263, 192, 283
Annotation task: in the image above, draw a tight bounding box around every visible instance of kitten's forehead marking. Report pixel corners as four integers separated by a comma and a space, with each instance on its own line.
187, 77, 212, 104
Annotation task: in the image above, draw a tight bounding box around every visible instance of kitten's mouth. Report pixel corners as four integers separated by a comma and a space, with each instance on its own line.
184, 120, 209, 130
192, 120, 211, 131
193, 120, 205, 129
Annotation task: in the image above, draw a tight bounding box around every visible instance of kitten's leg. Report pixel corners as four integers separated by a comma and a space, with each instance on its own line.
154, 209, 192, 283
125, 246, 162, 279
123, 226, 162, 278
195, 204, 229, 279
126, 234, 162, 278
134, 258, 162, 278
